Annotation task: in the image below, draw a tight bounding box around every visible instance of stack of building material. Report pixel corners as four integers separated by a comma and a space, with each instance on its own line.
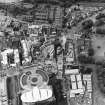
68, 71, 84, 97
65, 69, 79, 75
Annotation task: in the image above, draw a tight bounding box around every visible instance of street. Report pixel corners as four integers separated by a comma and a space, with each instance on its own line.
6, 76, 20, 105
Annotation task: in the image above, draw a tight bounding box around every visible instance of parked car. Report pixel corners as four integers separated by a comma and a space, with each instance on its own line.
96, 13, 105, 19
94, 19, 105, 26
96, 27, 105, 35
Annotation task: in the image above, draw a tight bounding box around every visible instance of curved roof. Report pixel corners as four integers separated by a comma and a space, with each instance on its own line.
21, 86, 52, 102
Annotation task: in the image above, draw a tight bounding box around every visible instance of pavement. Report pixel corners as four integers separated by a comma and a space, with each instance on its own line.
92, 36, 105, 61
0, 77, 8, 105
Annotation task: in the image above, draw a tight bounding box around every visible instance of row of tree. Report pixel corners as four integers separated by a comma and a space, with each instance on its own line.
78, 48, 95, 64
81, 18, 105, 37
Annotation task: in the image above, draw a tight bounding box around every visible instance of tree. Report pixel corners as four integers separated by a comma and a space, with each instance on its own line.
86, 56, 95, 64
80, 30, 91, 38
78, 54, 95, 64
62, 17, 68, 28
102, 61, 105, 68
82, 19, 93, 30
95, 61, 103, 65
85, 67, 92, 74
48, 19, 53, 24
88, 48, 94, 56
96, 27, 105, 35
60, 1, 73, 8
96, 13, 105, 20
81, 19, 93, 39
78, 54, 87, 64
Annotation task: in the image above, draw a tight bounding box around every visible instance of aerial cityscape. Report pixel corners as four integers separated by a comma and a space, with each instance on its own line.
0, 0, 105, 105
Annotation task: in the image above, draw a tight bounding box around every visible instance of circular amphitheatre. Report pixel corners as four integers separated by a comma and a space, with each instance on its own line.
20, 68, 49, 90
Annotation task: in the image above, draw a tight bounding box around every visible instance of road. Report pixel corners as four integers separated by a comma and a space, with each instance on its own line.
6, 76, 20, 105
78, 2, 105, 7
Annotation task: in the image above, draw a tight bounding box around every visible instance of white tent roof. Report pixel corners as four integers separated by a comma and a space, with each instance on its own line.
21, 86, 52, 102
